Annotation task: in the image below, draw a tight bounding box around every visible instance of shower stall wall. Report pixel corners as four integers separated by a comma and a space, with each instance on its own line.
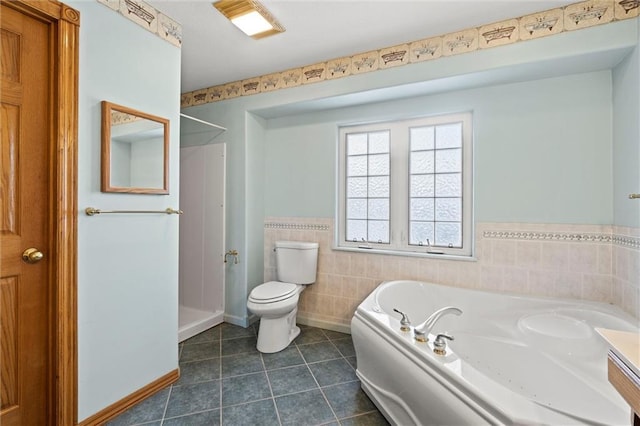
178, 114, 226, 342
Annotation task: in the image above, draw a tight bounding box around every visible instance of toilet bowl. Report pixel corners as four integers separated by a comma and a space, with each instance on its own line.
247, 241, 318, 353
248, 281, 302, 353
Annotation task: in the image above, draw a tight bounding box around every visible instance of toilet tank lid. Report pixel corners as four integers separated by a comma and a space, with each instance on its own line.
275, 241, 319, 250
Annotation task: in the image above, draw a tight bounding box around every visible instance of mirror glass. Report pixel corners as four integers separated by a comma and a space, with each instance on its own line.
101, 101, 170, 194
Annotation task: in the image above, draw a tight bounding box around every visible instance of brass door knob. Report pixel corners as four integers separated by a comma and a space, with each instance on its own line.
22, 248, 44, 264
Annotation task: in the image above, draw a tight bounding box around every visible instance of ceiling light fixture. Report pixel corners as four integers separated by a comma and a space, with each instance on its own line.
213, 0, 285, 39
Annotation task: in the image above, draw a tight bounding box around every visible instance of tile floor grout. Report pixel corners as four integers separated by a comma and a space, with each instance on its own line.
108, 323, 389, 426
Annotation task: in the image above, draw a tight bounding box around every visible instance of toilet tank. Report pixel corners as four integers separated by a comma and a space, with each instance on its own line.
275, 241, 319, 284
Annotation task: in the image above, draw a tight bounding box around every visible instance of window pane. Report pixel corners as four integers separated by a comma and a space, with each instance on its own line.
368, 199, 389, 220
435, 173, 461, 197
347, 199, 367, 219
369, 131, 390, 153
435, 198, 461, 221
347, 156, 367, 176
435, 222, 462, 247
346, 220, 367, 242
410, 150, 434, 174
409, 222, 434, 245
410, 198, 434, 221
368, 220, 389, 243
347, 177, 367, 197
410, 126, 434, 151
410, 174, 434, 197
369, 154, 389, 175
347, 133, 367, 155
435, 123, 462, 149
369, 176, 389, 197
340, 112, 471, 255
435, 148, 461, 173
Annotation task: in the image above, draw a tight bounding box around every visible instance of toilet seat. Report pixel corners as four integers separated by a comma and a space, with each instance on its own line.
249, 281, 297, 304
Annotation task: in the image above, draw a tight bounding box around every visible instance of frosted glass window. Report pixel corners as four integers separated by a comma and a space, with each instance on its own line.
435, 174, 461, 197
369, 176, 389, 197
435, 222, 462, 247
410, 151, 434, 174
347, 199, 367, 219
409, 120, 465, 249
436, 123, 462, 148
347, 177, 367, 197
346, 220, 367, 242
343, 129, 390, 244
369, 154, 389, 175
347, 133, 368, 155
410, 198, 434, 221
410, 175, 434, 197
435, 149, 461, 173
369, 132, 390, 153
409, 222, 434, 246
410, 126, 435, 151
368, 220, 389, 244
347, 156, 367, 176
435, 198, 461, 221
368, 199, 389, 220
339, 112, 472, 256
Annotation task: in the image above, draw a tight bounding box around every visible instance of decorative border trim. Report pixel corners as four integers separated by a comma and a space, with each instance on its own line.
181, 0, 639, 106
96, 0, 182, 48
264, 222, 330, 231
483, 230, 640, 249
482, 230, 612, 243
613, 234, 640, 249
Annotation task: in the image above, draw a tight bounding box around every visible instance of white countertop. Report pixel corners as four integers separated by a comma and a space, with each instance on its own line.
596, 328, 640, 379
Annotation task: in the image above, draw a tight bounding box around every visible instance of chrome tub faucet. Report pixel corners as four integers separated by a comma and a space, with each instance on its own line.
414, 306, 462, 342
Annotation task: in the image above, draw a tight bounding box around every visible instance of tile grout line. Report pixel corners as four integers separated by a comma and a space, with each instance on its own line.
295, 339, 342, 425
110, 324, 375, 425
158, 381, 173, 425
323, 330, 351, 426
259, 348, 284, 426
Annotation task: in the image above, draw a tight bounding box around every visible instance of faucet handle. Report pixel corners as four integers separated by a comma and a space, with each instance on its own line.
392, 308, 411, 332
433, 333, 454, 356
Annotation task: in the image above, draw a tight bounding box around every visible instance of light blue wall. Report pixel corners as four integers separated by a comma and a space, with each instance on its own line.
265, 120, 336, 217
72, 2, 181, 420
246, 113, 267, 297
613, 31, 640, 228
184, 18, 638, 326
264, 71, 613, 224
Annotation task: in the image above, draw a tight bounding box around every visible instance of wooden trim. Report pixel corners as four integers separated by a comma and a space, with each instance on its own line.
1, 0, 80, 424
100, 101, 170, 194
608, 357, 640, 416
78, 369, 180, 426
54, 7, 80, 425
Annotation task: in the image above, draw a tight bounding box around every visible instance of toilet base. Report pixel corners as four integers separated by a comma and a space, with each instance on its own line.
256, 307, 299, 353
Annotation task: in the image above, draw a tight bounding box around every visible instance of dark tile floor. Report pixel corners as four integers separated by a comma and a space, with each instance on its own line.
106, 323, 389, 426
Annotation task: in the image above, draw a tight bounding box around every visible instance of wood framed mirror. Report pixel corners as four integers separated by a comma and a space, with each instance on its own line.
101, 101, 170, 194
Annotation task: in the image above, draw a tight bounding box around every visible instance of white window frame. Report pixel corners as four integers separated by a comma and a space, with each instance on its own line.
336, 112, 474, 258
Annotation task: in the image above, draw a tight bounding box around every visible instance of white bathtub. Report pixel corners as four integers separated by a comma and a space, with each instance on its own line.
351, 280, 638, 425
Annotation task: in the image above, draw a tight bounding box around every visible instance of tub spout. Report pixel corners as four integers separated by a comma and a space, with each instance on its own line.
414, 306, 462, 342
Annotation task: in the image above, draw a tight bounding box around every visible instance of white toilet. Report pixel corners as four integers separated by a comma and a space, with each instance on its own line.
247, 241, 319, 353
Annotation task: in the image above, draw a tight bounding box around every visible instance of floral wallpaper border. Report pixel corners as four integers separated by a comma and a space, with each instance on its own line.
97, 0, 182, 48
181, 0, 639, 107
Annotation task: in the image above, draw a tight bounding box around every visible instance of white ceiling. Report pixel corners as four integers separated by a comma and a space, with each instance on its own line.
148, 0, 576, 93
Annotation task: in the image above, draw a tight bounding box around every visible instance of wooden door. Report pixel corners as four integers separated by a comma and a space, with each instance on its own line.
0, 1, 79, 424
1, 4, 54, 425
